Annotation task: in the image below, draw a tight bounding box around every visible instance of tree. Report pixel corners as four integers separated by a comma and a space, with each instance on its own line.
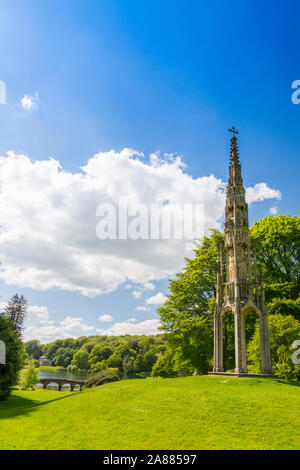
156, 216, 300, 377
151, 347, 194, 377
89, 345, 112, 371
19, 359, 39, 390
247, 314, 300, 375
251, 215, 300, 324
152, 348, 176, 378
122, 355, 135, 378
267, 296, 300, 322
157, 230, 221, 374
107, 352, 123, 370
4, 294, 28, 334
71, 349, 89, 371
24, 340, 43, 360
141, 351, 157, 372
0, 315, 26, 400
251, 215, 300, 284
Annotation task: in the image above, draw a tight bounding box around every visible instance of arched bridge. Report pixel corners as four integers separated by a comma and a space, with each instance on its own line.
39, 378, 86, 392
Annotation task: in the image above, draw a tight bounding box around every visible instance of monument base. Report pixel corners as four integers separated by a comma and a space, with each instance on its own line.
208, 372, 275, 378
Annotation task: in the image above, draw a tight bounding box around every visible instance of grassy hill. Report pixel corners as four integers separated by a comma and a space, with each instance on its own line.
0, 376, 299, 450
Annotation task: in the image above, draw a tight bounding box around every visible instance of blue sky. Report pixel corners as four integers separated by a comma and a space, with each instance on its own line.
0, 0, 299, 342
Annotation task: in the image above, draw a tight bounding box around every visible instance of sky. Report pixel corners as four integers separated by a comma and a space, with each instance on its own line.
0, 0, 299, 343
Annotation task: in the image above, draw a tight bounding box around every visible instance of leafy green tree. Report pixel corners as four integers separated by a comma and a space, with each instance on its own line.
92, 360, 108, 372
152, 347, 194, 377
54, 354, 65, 367
19, 359, 39, 390
267, 296, 300, 322
142, 351, 157, 372
158, 230, 222, 374
276, 346, 294, 381
247, 314, 300, 374
251, 215, 300, 322
122, 355, 135, 378
152, 348, 176, 378
89, 345, 112, 370
71, 349, 89, 371
107, 352, 123, 370
0, 315, 26, 400
24, 340, 43, 360
251, 215, 300, 284
134, 353, 145, 373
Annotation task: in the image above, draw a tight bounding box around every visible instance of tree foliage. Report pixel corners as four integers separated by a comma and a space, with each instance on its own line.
19, 359, 39, 390
3, 294, 28, 334
247, 314, 300, 376
156, 216, 300, 377
25, 334, 166, 378
71, 349, 89, 371
0, 315, 26, 400
157, 230, 222, 375
85, 369, 120, 388
251, 215, 300, 284
24, 340, 43, 360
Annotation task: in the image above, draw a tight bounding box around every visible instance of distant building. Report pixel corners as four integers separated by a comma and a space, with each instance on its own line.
39, 355, 51, 367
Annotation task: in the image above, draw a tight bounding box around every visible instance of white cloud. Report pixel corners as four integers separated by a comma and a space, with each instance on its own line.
133, 290, 143, 299
0, 301, 53, 325
23, 313, 94, 343
59, 316, 94, 332
124, 284, 132, 289
127, 318, 137, 322
269, 206, 278, 215
96, 319, 160, 336
21, 92, 39, 110
140, 281, 155, 291
24, 324, 68, 343
135, 306, 151, 311
146, 292, 167, 305
0, 149, 281, 297
27, 305, 54, 325
246, 183, 281, 204
98, 314, 113, 322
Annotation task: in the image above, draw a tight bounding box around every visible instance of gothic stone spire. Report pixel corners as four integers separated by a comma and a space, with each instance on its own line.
212, 128, 272, 375
227, 127, 244, 195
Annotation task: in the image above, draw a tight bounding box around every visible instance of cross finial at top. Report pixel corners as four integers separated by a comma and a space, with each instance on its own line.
228, 126, 239, 137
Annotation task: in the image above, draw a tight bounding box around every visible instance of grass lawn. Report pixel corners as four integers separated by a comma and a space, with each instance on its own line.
0, 376, 299, 450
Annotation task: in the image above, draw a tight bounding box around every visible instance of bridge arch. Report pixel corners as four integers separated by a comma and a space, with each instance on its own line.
38, 377, 85, 391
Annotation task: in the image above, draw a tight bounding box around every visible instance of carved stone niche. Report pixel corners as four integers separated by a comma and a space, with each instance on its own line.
226, 282, 235, 300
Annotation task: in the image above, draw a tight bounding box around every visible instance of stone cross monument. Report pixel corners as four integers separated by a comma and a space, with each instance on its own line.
213, 128, 272, 375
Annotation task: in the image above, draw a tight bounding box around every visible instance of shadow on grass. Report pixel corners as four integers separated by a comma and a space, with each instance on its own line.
0, 391, 79, 420
273, 378, 300, 388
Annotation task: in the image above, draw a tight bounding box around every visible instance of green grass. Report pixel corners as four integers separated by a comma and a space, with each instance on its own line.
0, 376, 299, 450
38, 366, 66, 372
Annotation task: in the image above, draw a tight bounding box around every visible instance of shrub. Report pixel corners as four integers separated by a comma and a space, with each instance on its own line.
85, 369, 120, 388
0, 315, 26, 400
19, 359, 39, 390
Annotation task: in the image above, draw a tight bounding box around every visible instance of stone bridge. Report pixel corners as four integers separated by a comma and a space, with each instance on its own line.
39, 377, 86, 392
